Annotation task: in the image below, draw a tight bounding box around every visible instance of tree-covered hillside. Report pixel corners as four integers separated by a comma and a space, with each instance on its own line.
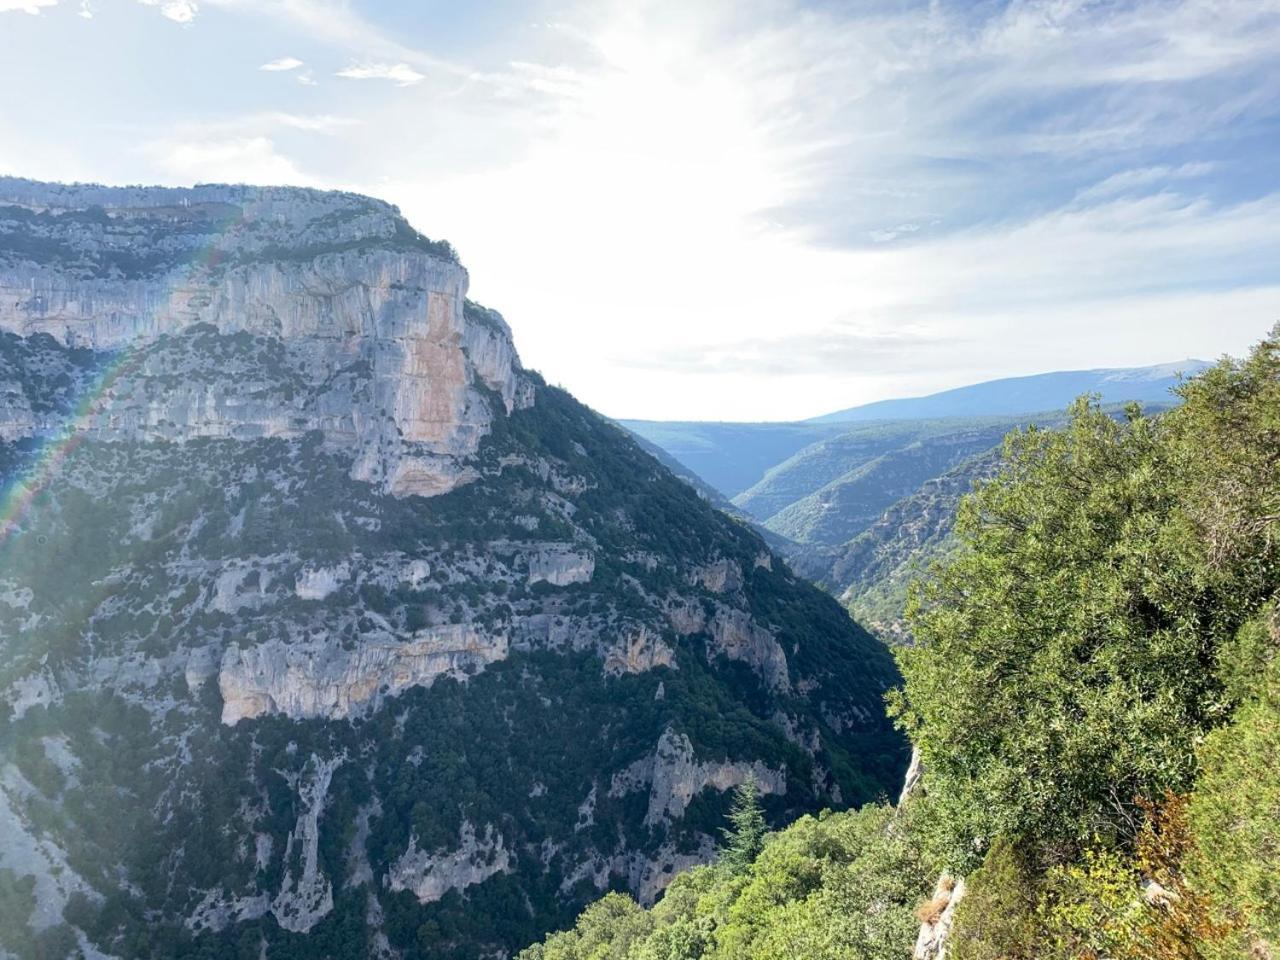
519, 327, 1279, 959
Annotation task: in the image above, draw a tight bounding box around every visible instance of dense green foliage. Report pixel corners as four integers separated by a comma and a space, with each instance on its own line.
1187, 620, 1280, 951
518, 801, 935, 960
719, 778, 767, 871
890, 326, 1280, 955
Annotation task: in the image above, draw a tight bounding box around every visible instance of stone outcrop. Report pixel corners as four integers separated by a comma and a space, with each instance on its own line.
526, 544, 595, 586
690, 558, 743, 594
0, 765, 99, 932
602, 625, 677, 676
558, 835, 719, 907
898, 745, 924, 806
914, 874, 966, 960
0, 178, 535, 499
709, 607, 791, 692
610, 727, 786, 827
663, 598, 790, 693
271, 754, 344, 933
387, 820, 511, 904
295, 564, 349, 600
219, 626, 510, 724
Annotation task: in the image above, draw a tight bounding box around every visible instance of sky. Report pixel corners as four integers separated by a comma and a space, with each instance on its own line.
0, 0, 1277, 421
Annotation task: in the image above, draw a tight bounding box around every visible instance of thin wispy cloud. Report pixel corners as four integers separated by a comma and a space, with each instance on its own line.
259, 56, 304, 72
1074, 163, 1221, 203
335, 62, 426, 86
204, 0, 474, 81
1, 0, 1275, 418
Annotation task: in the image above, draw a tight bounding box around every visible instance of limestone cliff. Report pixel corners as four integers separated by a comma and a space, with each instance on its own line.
0, 178, 532, 497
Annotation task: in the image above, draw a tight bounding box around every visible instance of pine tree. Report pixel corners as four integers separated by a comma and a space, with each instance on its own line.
720, 774, 766, 870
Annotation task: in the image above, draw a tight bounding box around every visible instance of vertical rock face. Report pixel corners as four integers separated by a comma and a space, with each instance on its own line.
272, 755, 345, 933
0, 177, 907, 960
609, 728, 788, 827
387, 821, 512, 904
913, 874, 966, 960
0, 178, 533, 497
218, 626, 512, 724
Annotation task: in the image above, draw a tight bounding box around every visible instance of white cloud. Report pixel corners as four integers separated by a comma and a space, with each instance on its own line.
77, 0, 91, 16
354, 0, 1280, 420
0, 0, 57, 14
144, 136, 316, 186
335, 62, 426, 86
260, 56, 304, 72
6, 0, 1276, 419
137, 0, 197, 23
295, 71, 317, 86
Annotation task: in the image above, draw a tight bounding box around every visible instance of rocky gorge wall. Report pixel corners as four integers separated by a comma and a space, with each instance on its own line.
0, 178, 907, 960
0, 178, 532, 497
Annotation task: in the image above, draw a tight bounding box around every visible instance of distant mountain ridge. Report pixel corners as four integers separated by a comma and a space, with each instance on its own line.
624, 362, 1201, 644
806, 360, 1209, 424
622, 361, 1206, 502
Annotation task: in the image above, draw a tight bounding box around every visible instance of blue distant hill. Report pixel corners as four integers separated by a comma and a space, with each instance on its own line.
623, 360, 1211, 498
806, 360, 1211, 423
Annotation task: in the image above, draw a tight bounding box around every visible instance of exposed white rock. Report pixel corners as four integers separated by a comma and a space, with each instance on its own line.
188, 889, 269, 934
575, 785, 597, 832
4, 668, 60, 720
602, 625, 676, 676
400, 559, 431, 587
347, 799, 381, 889
665, 596, 707, 635
0, 182, 537, 501
609, 728, 786, 827
709, 606, 791, 693
295, 564, 349, 601
0, 583, 34, 609
898, 745, 924, 807
914, 874, 966, 960
690, 558, 743, 594
210, 565, 272, 614
219, 625, 510, 724
527, 544, 595, 586
184, 646, 219, 693
387, 820, 511, 904
0, 765, 100, 931
557, 835, 719, 907
624, 837, 719, 906
271, 754, 344, 934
